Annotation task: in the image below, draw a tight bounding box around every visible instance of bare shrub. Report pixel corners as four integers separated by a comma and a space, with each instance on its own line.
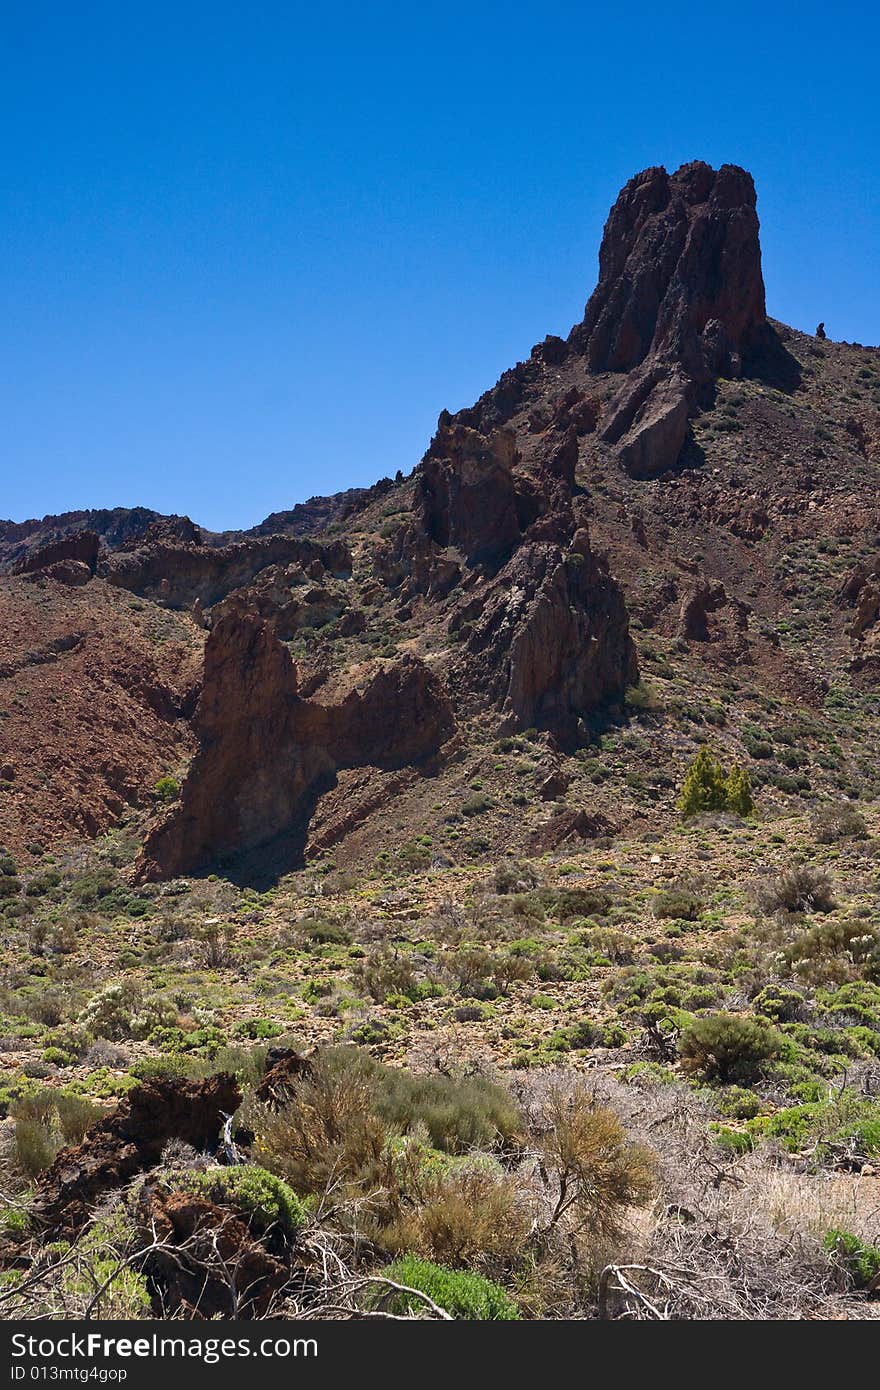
753, 865, 836, 915
540, 1086, 655, 1241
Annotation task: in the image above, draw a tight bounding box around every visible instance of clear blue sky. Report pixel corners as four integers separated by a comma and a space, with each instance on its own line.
2, 2, 878, 531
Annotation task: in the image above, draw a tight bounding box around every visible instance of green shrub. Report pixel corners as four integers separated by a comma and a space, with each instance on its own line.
154, 776, 180, 802
752, 984, 807, 1022
652, 886, 703, 922
79, 981, 176, 1041
368, 1256, 520, 1319
13, 1117, 58, 1179
162, 1165, 306, 1239
824, 1230, 880, 1288
298, 917, 352, 946
745, 1095, 880, 1162
256, 1049, 522, 1200
10, 1086, 101, 1178
678, 1013, 782, 1084
786, 919, 879, 972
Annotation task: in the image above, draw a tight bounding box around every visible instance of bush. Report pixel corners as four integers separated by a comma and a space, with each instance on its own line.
753, 866, 836, 915
678, 748, 754, 818
257, 1053, 387, 1197
812, 803, 868, 843
652, 886, 703, 922
368, 1256, 520, 1319
379, 1160, 528, 1267
298, 917, 352, 946
824, 1230, 880, 1289
12, 1089, 101, 1178
541, 1087, 655, 1239
256, 1049, 522, 1199
154, 776, 180, 802
752, 984, 807, 1023
746, 1096, 880, 1164
352, 948, 433, 1004
79, 981, 177, 1041
678, 1013, 782, 1084
786, 919, 880, 975
555, 887, 612, 921
494, 860, 539, 895
13, 1117, 58, 1179
162, 1165, 306, 1240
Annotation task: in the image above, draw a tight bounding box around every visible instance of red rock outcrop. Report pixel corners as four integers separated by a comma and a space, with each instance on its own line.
138, 1187, 289, 1318
100, 533, 352, 611
215, 561, 354, 638
418, 416, 522, 567
450, 527, 636, 738
570, 161, 768, 477
12, 530, 100, 575
137, 613, 454, 878
31, 1073, 241, 1235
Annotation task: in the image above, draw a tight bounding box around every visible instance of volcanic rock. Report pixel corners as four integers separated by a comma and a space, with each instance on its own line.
100, 533, 352, 611
138, 1186, 288, 1318
31, 1073, 241, 1235
418, 416, 522, 567
451, 527, 636, 738
255, 1047, 314, 1107
529, 808, 615, 852
12, 530, 100, 576
137, 612, 454, 878
571, 161, 768, 477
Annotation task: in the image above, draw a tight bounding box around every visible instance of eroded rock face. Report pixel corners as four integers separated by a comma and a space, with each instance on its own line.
418, 416, 522, 567
31, 1074, 241, 1235
216, 562, 353, 639
137, 613, 454, 878
100, 534, 352, 611
451, 528, 636, 738
571, 161, 768, 477
12, 531, 100, 576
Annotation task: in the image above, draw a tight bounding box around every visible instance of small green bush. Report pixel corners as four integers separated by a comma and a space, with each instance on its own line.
678, 1012, 782, 1084
652, 886, 703, 922
163, 1165, 306, 1238
154, 776, 180, 802
369, 1256, 520, 1319
824, 1230, 880, 1288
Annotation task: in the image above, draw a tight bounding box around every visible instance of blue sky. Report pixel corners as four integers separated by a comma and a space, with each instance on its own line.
2, 2, 878, 531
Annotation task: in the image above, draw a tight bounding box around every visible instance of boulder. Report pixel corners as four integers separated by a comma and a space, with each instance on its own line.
31, 1073, 241, 1235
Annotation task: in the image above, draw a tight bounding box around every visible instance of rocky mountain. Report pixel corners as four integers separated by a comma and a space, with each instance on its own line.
3, 161, 880, 1325
1, 159, 879, 879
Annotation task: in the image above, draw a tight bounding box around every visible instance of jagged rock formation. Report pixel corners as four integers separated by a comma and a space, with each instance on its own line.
570, 161, 768, 477
418, 417, 522, 567
31, 1074, 241, 1235
99, 533, 351, 610
137, 612, 454, 878
7, 158, 877, 880
450, 528, 636, 738
12, 530, 100, 576
214, 561, 357, 639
